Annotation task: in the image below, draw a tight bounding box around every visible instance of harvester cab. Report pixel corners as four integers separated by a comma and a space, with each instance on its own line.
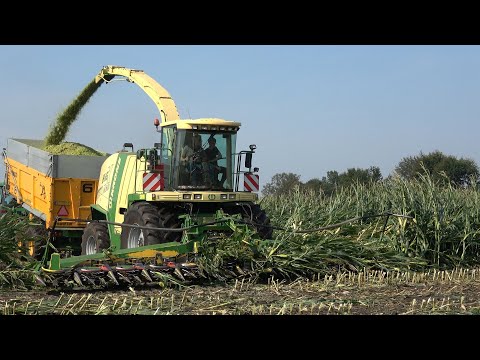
150, 118, 257, 192
94, 65, 259, 193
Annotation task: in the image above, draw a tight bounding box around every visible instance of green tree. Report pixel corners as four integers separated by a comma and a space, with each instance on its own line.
320, 166, 382, 196
340, 167, 382, 186
264, 167, 382, 197
319, 170, 339, 195
262, 172, 301, 196
394, 150, 479, 186
302, 178, 323, 193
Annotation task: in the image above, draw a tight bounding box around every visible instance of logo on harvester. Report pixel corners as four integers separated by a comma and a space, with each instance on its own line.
57, 205, 69, 216
244, 173, 259, 192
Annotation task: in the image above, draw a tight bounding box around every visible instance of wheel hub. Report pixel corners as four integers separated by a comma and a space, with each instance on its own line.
127, 223, 144, 248
85, 235, 97, 255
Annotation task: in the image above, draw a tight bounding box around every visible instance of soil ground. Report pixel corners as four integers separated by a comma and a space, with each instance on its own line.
1, 268, 480, 315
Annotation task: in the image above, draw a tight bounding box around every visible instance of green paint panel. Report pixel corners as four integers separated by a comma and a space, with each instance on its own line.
91, 204, 107, 219
53, 240, 197, 269
49, 253, 61, 271
106, 153, 128, 249
127, 193, 144, 205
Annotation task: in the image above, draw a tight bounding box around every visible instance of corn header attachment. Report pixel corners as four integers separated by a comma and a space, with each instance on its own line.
37, 211, 264, 289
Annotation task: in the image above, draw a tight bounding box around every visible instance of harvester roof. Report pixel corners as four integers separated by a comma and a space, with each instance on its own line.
162, 118, 241, 130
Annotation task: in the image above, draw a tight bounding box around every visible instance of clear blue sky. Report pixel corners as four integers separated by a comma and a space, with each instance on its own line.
1, 45, 480, 189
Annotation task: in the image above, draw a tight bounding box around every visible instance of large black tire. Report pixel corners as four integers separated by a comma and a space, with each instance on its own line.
81, 222, 110, 255
120, 202, 162, 249
241, 204, 273, 240
157, 207, 183, 243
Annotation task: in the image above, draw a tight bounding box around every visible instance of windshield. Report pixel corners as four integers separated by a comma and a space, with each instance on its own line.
164, 129, 237, 191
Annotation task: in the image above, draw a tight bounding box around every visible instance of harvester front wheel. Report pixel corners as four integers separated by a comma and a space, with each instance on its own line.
121, 202, 162, 248
81, 222, 110, 255
157, 207, 183, 243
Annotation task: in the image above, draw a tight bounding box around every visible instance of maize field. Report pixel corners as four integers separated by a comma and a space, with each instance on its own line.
2, 172, 480, 315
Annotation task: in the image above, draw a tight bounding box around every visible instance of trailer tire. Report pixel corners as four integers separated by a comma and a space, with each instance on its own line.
120, 202, 162, 249
81, 222, 110, 255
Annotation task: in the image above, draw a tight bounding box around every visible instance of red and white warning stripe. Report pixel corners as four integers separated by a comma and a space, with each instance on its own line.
143, 172, 163, 191
244, 173, 259, 192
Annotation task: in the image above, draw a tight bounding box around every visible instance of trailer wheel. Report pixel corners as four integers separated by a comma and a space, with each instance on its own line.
81, 222, 110, 255
120, 202, 162, 249
157, 207, 183, 243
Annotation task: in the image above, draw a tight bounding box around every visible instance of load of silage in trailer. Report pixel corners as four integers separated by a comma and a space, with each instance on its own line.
43, 142, 107, 156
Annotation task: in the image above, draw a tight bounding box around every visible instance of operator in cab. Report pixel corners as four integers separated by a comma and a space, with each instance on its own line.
203, 136, 226, 188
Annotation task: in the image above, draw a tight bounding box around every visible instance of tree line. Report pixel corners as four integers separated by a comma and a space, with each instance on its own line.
262, 150, 480, 196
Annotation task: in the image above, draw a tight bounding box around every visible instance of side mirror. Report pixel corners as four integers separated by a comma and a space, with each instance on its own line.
148, 149, 158, 163
245, 153, 252, 169
136, 149, 145, 160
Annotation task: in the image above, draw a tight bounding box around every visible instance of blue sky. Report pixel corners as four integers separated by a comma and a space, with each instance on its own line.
1, 45, 480, 189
